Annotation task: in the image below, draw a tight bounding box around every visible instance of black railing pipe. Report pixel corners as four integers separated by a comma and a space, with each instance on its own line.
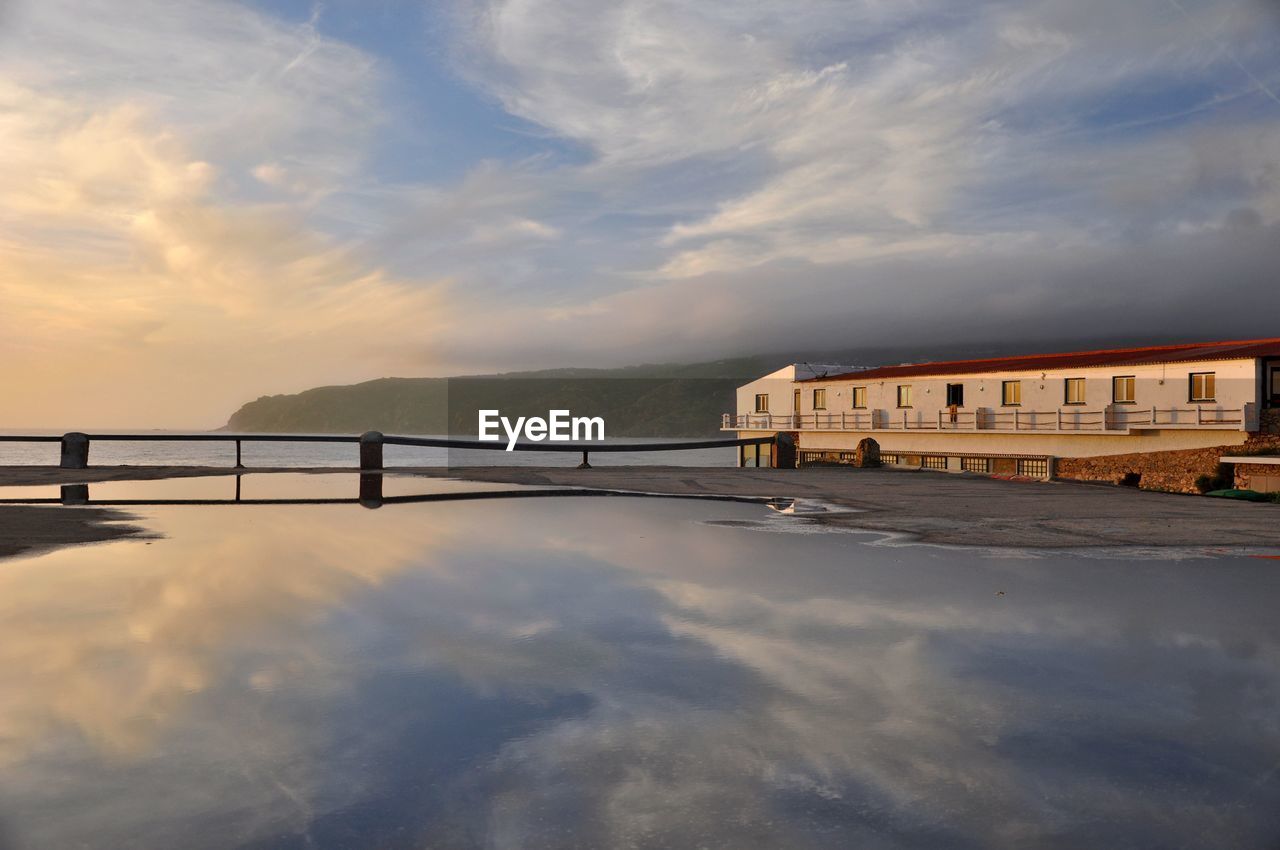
0, 432, 776, 470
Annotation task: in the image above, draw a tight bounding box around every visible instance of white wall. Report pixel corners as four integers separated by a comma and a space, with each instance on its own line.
736, 378, 797, 416
732, 357, 1262, 458
793, 358, 1259, 420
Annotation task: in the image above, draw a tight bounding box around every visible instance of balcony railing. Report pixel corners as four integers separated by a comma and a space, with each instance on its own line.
722, 403, 1256, 434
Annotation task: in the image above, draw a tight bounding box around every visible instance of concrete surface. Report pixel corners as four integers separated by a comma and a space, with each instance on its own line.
3, 464, 1276, 551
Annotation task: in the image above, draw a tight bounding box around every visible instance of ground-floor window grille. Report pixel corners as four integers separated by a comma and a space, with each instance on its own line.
798, 450, 857, 466
961, 457, 990, 473
922, 455, 947, 470
880, 452, 899, 465
1017, 458, 1048, 478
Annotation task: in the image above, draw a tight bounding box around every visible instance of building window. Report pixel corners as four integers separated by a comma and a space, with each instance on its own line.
1001, 380, 1021, 406
1018, 458, 1049, 478
897, 385, 912, 408
1064, 377, 1086, 405
945, 383, 964, 406
851, 386, 867, 409
793, 389, 801, 412
1113, 376, 1136, 404
812, 388, 826, 410
1189, 372, 1215, 403
754, 393, 769, 413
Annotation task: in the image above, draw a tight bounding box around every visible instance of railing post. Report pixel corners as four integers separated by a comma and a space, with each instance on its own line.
60, 432, 89, 469
1056, 409, 1062, 431
1013, 409, 1019, 431
235, 439, 244, 469
360, 431, 384, 471
60, 484, 89, 505
1151, 405, 1157, 426
578, 450, 592, 469
359, 473, 384, 509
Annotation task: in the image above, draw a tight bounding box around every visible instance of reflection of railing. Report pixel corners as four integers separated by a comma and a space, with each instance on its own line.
0, 476, 789, 511
722, 404, 1254, 434
0, 432, 776, 471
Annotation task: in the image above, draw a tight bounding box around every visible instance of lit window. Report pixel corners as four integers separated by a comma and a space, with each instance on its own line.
897, 385, 912, 408
1189, 372, 1215, 402
813, 388, 826, 410
755, 393, 769, 413
1002, 380, 1021, 406
1113, 376, 1135, 404
851, 386, 867, 409
1064, 377, 1085, 405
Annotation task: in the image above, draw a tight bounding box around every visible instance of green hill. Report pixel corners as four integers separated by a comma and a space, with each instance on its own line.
224, 359, 777, 437
224, 335, 1188, 437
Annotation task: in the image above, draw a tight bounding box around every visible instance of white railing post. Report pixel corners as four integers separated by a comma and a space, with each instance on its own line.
1056, 409, 1062, 431
902, 409, 907, 429
1013, 409, 1019, 431
1151, 405, 1157, 426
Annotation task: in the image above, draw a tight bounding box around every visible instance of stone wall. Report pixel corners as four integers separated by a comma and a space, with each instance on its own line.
1054, 445, 1231, 493
1054, 408, 1280, 494
1234, 463, 1280, 492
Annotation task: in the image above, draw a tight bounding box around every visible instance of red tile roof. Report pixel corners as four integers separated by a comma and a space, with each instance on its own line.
800, 338, 1280, 382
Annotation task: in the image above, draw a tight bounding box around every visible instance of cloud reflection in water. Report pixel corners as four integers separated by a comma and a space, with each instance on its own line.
0, 495, 1277, 849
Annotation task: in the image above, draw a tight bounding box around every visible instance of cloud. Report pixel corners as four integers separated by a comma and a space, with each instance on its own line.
0, 0, 453, 427
2, 0, 1280, 424
427, 0, 1280, 366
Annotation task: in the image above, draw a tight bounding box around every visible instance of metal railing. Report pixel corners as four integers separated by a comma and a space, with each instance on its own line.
723, 403, 1255, 434
0, 431, 776, 471
0, 477, 788, 510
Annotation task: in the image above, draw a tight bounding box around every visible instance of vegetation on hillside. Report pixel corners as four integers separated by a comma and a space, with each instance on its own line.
224, 337, 1183, 437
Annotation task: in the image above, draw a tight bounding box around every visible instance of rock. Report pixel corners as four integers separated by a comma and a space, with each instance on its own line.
854, 437, 880, 468
773, 432, 797, 469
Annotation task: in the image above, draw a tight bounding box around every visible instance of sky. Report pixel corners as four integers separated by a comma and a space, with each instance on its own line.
1, 0, 1279, 427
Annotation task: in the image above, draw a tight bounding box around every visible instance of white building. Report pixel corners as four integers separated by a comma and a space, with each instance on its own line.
734, 363, 860, 424
726, 338, 1280, 474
